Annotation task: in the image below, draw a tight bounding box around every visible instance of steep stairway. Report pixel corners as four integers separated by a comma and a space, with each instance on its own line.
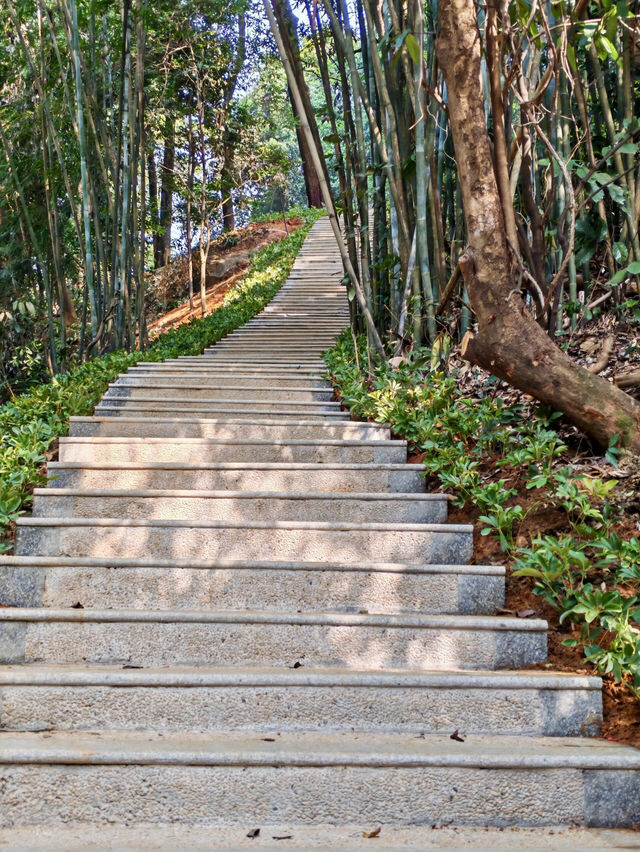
0, 216, 639, 843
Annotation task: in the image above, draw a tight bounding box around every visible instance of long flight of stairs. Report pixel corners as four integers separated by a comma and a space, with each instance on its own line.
1, 216, 639, 844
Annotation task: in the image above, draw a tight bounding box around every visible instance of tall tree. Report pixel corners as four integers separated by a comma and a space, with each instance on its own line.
270, 0, 324, 208
436, 0, 640, 451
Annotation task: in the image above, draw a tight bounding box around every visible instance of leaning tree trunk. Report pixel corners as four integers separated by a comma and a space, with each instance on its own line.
436, 0, 640, 452
288, 86, 324, 209
271, 0, 325, 209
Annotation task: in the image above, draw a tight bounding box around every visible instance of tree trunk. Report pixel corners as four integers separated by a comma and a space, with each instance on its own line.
271, 0, 324, 208
221, 138, 235, 232
158, 116, 174, 269
436, 0, 640, 452
287, 85, 323, 208
186, 114, 195, 310
148, 148, 161, 269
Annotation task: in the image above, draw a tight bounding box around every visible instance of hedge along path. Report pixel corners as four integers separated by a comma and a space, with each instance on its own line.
0, 215, 638, 843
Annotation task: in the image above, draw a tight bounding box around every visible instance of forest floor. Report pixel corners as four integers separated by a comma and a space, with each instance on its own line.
443, 470, 640, 748
409, 314, 640, 747
146, 216, 304, 338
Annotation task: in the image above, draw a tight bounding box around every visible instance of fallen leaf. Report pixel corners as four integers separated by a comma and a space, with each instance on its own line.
517, 608, 536, 618
261, 737, 276, 742
363, 827, 381, 838
450, 729, 465, 742
246, 828, 260, 839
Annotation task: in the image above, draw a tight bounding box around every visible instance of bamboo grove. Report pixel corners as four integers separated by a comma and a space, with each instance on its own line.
0, 0, 296, 392
264, 0, 640, 447
267, 0, 639, 348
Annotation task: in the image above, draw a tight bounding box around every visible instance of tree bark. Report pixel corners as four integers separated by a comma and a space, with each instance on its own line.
287, 84, 323, 208
436, 0, 640, 452
148, 148, 161, 268
220, 14, 246, 232
158, 116, 174, 269
270, 0, 324, 208
221, 138, 236, 232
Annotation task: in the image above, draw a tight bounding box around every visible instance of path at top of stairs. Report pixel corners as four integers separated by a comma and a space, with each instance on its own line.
1, 215, 639, 845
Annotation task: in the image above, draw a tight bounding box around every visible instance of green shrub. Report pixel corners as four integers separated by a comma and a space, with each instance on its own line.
325, 331, 640, 698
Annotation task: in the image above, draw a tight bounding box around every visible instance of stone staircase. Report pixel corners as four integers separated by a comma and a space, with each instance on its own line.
0, 216, 639, 844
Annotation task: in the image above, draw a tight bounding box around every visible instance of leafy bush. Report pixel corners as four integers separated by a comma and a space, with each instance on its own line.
325, 331, 640, 699
0, 208, 321, 551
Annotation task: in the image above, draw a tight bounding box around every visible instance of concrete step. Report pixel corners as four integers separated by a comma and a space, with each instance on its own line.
32, 489, 448, 524
239, 328, 343, 335
200, 354, 332, 362
208, 345, 334, 354
44, 461, 425, 492
0, 824, 638, 850
95, 398, 341, 413
197, 352, 330, 360
58, 437, 407, 464
0, 666, 600, 737
158, 355, 326, 362
166, 356, 327, 365
127, 362, 327, 377
257, 315, 347, 322
116, 376, 332, 389
68, 417, 391, 440
0, 731, 636, 827
222, 331, 341, 339
104, 385, 335, 402
213, 336, 339, 343
211, 340, 336, 346
243, 321, 345, 327
0, 608, 546, 669
94, 405, 346, 420
0, 556, 504, 614
259, 305, 346, 310
125, 366, 326, 377
15, 517, 473, 564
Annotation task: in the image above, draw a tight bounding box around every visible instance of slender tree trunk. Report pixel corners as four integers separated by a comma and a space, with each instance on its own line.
70, 0, 96, 336
436, 0, 640, 451
135, 0, 147, 350
220, 13, 245, 232
148, 148, 161, 268
158, 116, 174, 269
270, 0, 324, 208
221, 139, 235, 232
186, 114, 195, 310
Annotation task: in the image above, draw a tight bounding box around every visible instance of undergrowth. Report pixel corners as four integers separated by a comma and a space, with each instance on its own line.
0, 207, 322, 552
325, 332, 640, 700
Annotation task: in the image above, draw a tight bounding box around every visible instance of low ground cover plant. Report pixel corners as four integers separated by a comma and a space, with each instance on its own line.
0, 208, 321, 552
325, 332, 640, 702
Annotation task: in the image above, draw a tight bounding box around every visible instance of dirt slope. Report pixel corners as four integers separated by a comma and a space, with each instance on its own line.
147, 217, 303, 339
